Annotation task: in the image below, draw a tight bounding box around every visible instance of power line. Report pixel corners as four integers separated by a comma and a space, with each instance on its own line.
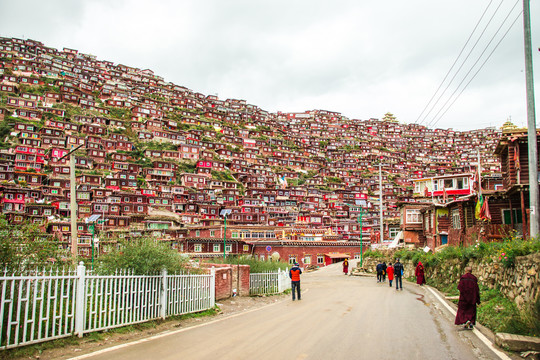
417, 0, 507, 126
427, 9, 522, 128
414, 0, 495, 125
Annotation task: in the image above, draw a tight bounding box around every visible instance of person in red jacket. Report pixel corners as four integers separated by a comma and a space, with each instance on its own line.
386, 262, 394, 287
289, 262, 303, 301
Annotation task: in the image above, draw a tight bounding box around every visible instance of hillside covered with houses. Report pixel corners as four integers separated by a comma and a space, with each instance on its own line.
1, 36, 534, 268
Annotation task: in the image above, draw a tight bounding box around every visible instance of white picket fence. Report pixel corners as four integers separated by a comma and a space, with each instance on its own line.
249, 269, 290, 295
0, 262, 215, 350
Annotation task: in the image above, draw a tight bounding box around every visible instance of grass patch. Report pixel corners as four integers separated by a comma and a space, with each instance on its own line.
477, 287, 535, 335
0, 336, 80, 359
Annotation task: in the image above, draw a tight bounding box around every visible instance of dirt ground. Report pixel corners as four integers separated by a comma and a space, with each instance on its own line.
5, 293, 288, 360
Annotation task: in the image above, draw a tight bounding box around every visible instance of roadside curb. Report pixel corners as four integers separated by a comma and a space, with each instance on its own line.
495, 332, 540, 352
424, 285, 513, 360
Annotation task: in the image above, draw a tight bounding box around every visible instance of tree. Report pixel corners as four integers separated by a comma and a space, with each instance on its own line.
0, 216, 71, 271
96, 236, 190, 274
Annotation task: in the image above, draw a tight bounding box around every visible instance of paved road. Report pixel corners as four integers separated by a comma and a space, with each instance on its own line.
71, 261, 511, 360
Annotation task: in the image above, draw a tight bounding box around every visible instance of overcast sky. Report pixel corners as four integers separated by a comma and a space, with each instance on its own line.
1, 0, 538, 131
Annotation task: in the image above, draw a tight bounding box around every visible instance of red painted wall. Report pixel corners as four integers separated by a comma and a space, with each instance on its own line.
252, 244, 364, 268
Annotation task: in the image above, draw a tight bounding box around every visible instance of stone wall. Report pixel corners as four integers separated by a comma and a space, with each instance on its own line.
354, 253, 539, 309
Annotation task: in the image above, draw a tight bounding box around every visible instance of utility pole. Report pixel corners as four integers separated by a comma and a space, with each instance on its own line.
58, 144, 83, 257
358, 207, 364, 267
70, 149, 77, 256
523, 0, 539, 238
379, 163, 383, 243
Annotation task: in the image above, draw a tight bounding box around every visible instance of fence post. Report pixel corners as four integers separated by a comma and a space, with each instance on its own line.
75, 261, 86, 337
160, 268, 167, 319
278, 269, 283, 293
210, 267, 215, 308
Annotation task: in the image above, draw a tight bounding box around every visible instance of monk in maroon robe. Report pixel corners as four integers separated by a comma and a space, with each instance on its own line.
415, 261, 426, 285
343, 259, 349, 275
455, 266, 480, 329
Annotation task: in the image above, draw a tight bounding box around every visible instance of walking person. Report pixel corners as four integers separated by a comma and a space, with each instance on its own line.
415, 261, 426, 285
382, 262, 387, 282
387, 262, 394, 287
455, 266, 480, 329
376, 262, 383, 282
342, 258, 349, 275
289, 262, 302, 301
394, 258, 404, 290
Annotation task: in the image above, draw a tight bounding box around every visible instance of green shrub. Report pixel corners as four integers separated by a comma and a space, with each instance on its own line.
0, 216, 72, 271
96, 236, 190, 274
362, 250, 385, 259
209, 256, 289, 273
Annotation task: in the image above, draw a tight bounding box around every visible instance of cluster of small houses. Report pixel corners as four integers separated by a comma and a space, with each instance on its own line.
0, 37, 538, 268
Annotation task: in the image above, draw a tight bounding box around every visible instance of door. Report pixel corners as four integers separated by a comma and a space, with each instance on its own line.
441, 235, 448, 245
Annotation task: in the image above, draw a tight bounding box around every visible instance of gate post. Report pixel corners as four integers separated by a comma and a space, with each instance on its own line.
210, 267, 216, 308
75, 262, 86, 337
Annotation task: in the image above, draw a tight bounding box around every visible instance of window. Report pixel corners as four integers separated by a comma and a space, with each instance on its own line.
225, 244, 232, 253
210, 230, 215, 237
502, 209, 522, 224
195, 230, 200, 237
194, 244, 202, 252
243, 245, 249, 252
451, 209, 461, 229
213, 244, 220, 252
406, 209, 421, 224
304, 255, 311, 265
288, 255, 297, 265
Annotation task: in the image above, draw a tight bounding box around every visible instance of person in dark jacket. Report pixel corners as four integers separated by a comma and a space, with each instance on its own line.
382, 262, 387, 282
455, 266, 480, 329
376, 262, 383, 282
289, 262, 303, 301
393, 259, 404, 290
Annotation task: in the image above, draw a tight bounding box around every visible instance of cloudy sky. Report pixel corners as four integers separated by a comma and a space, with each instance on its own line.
1, 0, 538, 131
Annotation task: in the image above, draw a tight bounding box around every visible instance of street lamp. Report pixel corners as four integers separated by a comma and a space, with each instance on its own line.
86, 214, 101, 270
220, 209, 232, 259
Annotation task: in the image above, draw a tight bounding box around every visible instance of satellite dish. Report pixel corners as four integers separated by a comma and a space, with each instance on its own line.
271, 252, 280, 261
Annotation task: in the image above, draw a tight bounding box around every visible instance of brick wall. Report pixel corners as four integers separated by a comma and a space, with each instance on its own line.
203, 263, 251, 299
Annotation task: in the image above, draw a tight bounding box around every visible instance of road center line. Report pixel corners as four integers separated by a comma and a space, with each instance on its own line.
425, 286, 511, 360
